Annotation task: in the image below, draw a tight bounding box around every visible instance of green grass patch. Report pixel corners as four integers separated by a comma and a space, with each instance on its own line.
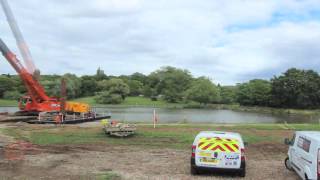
2, 123, 319, 150
0, 99, 17, 106
73, 96, 183, 108
122, 96, 171, 106
96, 171, 121, 180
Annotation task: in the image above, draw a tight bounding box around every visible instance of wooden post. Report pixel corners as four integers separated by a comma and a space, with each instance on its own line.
153, 109, 156, 129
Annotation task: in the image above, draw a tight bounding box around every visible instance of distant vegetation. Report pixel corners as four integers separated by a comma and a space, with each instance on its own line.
1, 67, 320, 109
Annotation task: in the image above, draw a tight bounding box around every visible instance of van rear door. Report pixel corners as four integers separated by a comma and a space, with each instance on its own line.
195, 137, 241, 169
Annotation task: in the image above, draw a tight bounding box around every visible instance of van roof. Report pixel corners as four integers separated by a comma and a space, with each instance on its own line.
297, 131, 320, 140
196, 131, 241, 139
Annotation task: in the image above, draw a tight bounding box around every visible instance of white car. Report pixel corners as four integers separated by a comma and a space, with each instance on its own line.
285, 131, 320, 180
190, 131, 246, 177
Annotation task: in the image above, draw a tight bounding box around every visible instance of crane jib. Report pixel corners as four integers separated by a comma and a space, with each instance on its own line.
0, 38, 10, 55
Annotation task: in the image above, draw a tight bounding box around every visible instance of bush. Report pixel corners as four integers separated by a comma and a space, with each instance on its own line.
3, 91, 21, 100
95, 91, 123, 104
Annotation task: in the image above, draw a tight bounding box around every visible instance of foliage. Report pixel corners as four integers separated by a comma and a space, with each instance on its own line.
185, 77, 220, 104
95, 91, 123, 104
2, 67, 320, 109
130, 72, 148, 84
127, 80, 143, 96
147, 66, 192, 102
41, 79, 60, 97
220, 86, 236, 104
3, 90, 21, 100
0, 76, 15, 98
73, 96, 181, 107
80, 75, 98, 96
63, 74, 82, 99
271, 68, 320, 108
98, 78, 130, 100
236, 79, 271, 106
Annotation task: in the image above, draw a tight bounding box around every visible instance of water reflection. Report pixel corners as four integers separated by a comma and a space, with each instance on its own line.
0, 106, 317, 124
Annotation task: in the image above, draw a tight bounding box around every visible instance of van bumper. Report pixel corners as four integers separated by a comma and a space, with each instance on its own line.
191, 157, 246, 173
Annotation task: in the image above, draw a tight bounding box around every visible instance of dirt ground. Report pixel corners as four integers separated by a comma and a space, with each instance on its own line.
0, 124, 299, 180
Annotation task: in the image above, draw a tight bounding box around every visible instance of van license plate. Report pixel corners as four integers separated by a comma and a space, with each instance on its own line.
199, 152, 211, 157
200, 158, 219, 164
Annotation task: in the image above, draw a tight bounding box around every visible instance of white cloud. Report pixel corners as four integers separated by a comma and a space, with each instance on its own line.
0, 0, 320, 85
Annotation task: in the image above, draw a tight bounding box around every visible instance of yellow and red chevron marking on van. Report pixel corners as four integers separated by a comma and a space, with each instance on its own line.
198, 137, 239, 152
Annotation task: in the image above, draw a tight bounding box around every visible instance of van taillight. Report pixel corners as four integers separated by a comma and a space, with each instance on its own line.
241, 148, 245, 161
192, 145, 196, 157
318, 149, 320, 178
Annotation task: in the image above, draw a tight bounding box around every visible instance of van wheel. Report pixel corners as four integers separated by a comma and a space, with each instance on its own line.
285, 157, 293, 171
239, 169, 246, 177
190, 166, 198, 175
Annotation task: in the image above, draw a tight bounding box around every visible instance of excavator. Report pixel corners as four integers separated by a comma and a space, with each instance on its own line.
0, 0, 90, 117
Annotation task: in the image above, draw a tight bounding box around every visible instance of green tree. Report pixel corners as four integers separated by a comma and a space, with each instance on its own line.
3, 90, 21, 100
95, 91, 123, 104
127, 80, 143, 96
98, 78, 130, 99
186, 77, 220, 105
130, 72, 147, 84
271, 68, 320, 108
147, 66, 192, 102
236, 79, 271, 106
63, 74, 82, 98
41, 79, 60, 97
0, 76, 15, 98
43, 74, 82, 99
80, 75, 98, 96
220, 86, 236, 104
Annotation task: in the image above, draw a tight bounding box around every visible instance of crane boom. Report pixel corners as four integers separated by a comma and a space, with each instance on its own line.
0, 0, 36, 74
0, 1, 90, 115
0, 39, 50, 102
0, 38, 90, 114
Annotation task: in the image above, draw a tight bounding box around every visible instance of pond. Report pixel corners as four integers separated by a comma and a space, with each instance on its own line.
1, 106, 317, 124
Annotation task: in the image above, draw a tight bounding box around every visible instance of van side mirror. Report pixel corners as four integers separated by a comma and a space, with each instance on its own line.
244, 142, 249, 146
284, 138, 291, 145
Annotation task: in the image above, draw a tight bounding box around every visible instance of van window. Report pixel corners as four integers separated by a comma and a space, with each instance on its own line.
297, 136, 311, 152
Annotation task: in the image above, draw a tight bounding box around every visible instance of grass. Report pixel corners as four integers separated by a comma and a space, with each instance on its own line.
73, 96, 182, 108
0, 99, 17, 107
122, 96, 176, 106
2, 123, 320, 150
96, 172, 121, 180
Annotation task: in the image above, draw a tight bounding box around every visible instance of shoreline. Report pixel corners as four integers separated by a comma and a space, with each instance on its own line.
1, 100, 320, 117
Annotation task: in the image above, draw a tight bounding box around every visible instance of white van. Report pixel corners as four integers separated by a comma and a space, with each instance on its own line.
191, 131, 246, 177
285, 131, 320, 180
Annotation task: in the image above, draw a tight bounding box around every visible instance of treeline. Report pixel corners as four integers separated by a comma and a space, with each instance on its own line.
0, 67, 320, 109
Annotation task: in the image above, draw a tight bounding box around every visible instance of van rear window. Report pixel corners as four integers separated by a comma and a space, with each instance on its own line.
297, 136, 311, 153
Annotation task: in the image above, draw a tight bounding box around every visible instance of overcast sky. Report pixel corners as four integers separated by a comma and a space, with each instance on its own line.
1, 0, 320, 85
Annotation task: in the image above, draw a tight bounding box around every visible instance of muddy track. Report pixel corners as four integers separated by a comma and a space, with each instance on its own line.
0, 141, 299, 180
0, 123, 300, 179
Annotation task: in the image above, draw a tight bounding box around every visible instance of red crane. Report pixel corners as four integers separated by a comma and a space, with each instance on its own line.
0, 39, 62, 114
0, 0, 89, 116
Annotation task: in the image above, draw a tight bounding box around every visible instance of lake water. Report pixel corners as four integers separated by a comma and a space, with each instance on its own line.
1, 106, 317, 124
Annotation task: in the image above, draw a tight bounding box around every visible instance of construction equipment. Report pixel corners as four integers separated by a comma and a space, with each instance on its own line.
0, 38, 90, 115
0, 0, 36, 74
0, 0, 90, 116
102, 120, 136, 137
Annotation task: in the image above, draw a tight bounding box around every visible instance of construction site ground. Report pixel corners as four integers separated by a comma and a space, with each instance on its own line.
0, 122, 302, 180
